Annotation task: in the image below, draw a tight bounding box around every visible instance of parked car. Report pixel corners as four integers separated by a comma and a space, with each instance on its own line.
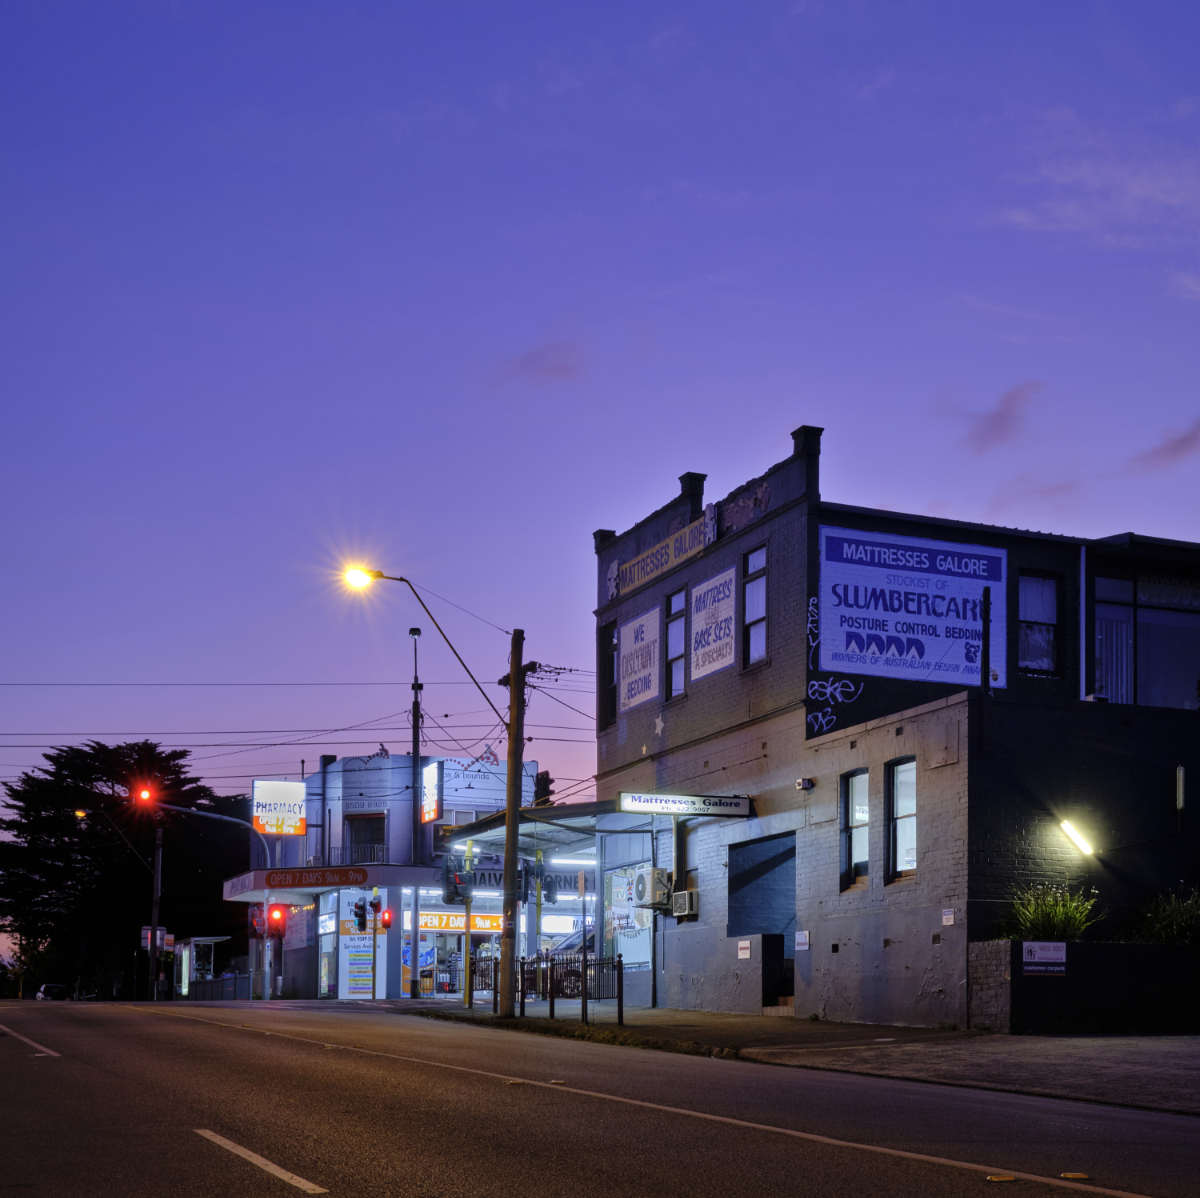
35, 984, 69, 1001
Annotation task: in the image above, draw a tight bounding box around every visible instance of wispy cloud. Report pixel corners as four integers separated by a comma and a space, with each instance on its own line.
960, 381, 1042, 454
1126, 415, 1200, 473
856, 68, 898, 104
494, 341, 587, 387
1173, 272, 1200, 300
984, 471, 1080, 522
998, 109, 1200, 242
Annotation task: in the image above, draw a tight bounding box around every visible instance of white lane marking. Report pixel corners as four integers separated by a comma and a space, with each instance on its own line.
0, 1021, 61, 1057
194, 1130, 327, 1193
138, 1008, 1153, 1198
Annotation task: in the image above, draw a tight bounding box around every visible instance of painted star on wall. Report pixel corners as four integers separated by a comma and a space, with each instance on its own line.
654, 716, 665, 736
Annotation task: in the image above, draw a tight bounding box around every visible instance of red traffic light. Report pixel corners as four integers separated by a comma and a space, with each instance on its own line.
267, 904, 287, 938
137, 788, 153, 802
380, 909, 393, 929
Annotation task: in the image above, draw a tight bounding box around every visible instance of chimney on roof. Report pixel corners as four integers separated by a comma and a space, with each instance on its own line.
593, 529, 617, 553
791, 425, 823, 502
679, 472, 707, 522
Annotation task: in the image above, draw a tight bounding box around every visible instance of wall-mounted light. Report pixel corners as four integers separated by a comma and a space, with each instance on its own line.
1061, 820, 1093, 855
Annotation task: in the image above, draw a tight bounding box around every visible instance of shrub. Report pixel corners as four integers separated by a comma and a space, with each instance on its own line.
1126, 887, 1200, 945
1003, 882, 1104, 941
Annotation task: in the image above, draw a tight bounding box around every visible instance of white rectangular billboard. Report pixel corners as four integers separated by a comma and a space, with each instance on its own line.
252, 779, 308, 836
818, 526, 1006, 687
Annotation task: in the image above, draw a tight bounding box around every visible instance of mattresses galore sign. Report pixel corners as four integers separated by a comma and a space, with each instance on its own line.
818, 525, 1007, 687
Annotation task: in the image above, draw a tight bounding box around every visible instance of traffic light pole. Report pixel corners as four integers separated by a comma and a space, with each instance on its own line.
147, 828, 162, 1001
499, 629, 525, 1018
463, 839, 474, 1008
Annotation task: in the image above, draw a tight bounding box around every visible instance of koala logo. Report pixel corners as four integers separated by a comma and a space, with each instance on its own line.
964, 642, 980, 664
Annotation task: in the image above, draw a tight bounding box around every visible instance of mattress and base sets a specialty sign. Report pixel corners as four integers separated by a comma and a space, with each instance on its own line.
818, 526, 1007, 687
690, 568, 736, 681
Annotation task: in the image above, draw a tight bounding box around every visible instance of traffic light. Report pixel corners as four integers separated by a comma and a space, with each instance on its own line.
517, 863, 530, 904
441, 855, 475, 904
267, 904, 287, 939
543, 873, 558, 905
136, 787, 153, 803
534, 771, 555, 805
380, 909, 393, 930
353, 899, 367, 932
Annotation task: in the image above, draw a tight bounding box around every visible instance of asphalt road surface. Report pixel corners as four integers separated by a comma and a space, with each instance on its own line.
1, 1001, 1197, 1198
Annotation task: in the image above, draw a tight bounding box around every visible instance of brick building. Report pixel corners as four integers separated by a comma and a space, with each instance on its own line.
592, 426, 1200, 1026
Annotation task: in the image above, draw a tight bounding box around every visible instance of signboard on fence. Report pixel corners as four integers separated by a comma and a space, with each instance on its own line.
1022, 941, 1066, 976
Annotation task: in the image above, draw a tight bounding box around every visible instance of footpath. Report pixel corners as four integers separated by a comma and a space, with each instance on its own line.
390, 997, 1200, 1117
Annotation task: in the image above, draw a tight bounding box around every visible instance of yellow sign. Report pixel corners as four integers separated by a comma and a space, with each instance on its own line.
615, 514, 711, 596
420, 912, 503, 932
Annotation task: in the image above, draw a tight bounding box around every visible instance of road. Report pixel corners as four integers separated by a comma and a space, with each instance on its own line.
1, 1001, 1197, 1198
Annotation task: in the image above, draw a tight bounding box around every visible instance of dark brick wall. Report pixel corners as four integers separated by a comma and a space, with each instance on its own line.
966, 693, 1200, 939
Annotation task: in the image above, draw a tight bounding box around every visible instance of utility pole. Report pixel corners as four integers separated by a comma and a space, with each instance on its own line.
370, 887, 381, 1000
535, 848, 543, 997
463, 838, 474, 1008
148, 827, 163, 1002
498, 628, 525, 1018
410, 626, 423, 999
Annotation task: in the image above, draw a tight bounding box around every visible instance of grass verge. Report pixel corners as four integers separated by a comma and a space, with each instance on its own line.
410, 1008, 740, 1059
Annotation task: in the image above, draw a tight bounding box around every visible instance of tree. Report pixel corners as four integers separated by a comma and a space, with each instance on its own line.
0, 741, 251, 997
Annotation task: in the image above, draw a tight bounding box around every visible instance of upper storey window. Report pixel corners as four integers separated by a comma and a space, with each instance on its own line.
666, 588, 687, 700
743, 545, 767, 666
1019, 574, 1059, 674
1095, 575, 1200, 709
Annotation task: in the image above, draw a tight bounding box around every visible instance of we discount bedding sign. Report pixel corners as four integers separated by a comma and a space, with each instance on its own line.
818, 526, 1007, 687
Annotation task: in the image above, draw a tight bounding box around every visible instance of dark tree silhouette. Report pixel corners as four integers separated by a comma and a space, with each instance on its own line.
0, 741, 251, 998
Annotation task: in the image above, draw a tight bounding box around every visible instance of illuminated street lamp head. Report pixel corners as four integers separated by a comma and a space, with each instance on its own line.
74, 809, 87, 820
345, 567, 383, 589
1061, 820, 1093, 855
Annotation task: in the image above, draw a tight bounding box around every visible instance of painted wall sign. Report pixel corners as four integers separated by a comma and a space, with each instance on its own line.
690, 567, 736, 682
737, 940, 751, 960
608, 510, 715, 600
618, 608, 660, 712
618, 792, 750, 817
818, 525, 1008, 687
795, 931, 810, 952
252, 779, 308, 835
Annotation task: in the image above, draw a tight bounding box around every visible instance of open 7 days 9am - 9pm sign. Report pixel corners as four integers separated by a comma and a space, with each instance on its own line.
252, 779, 307, 836
818, 525, 1007, 688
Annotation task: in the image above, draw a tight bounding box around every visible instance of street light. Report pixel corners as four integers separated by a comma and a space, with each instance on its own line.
341, 565, 528, 1016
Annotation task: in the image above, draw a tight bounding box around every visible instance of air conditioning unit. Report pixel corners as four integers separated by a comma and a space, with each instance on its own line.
672, 890, 699, 918
633, 867, 672, 909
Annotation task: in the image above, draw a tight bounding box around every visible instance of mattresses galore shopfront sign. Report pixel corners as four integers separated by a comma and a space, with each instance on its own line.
818, 525, 1008, 687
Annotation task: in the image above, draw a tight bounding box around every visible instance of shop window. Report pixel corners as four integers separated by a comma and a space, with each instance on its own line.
665, 588, 686, 700
1093, 575, 1200, 710
840, 770, 869, 889
1018, 574, 1059, 674
598, 621, 618, 728
743, 545, 767, 666
887, 759, 917, 880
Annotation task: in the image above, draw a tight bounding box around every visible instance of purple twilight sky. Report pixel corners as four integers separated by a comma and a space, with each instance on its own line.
2, 3, 1199, 810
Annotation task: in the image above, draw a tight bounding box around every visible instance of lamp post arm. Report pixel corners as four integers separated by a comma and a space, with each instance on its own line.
378, 574, 510, 731
157, 803, 273, 865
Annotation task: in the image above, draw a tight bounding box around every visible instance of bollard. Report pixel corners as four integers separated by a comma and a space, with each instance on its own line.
617, 954, 624, 1027
493, 958, 498, 1014
548, 956, 555, 1020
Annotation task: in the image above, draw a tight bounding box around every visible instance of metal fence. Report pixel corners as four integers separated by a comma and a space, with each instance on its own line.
184, 973, 253, 1002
